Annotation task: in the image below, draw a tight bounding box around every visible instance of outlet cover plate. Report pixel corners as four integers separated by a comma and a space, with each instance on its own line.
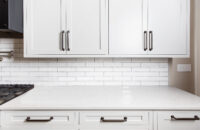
177, 64, 192, 72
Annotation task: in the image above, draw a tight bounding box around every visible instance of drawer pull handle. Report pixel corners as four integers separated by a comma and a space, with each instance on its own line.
171, 115, 200, 121
100, 117, 127, 123
25, 117, 54, 122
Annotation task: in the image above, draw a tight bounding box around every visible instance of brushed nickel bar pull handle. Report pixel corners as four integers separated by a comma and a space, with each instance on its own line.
66, 30, 70, 51
144, 31, 148, 51
61, 31, 65, 51
25, 117, 54, 122
171, 115, 200, 121
149, 31, 153, 51
100, 117, 127, 123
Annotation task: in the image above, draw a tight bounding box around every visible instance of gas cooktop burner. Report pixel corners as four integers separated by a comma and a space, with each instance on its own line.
0, 84, 34, 105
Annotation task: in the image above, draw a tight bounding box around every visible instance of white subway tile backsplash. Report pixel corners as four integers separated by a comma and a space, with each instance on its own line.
112, 67, 131, 72
112, 58, 132, 63
86, 72, 104, 76
77, 77, 94, 81
67, 81, 86, 86
94, 76, 113, 81
58, 67, 76, 72
0, 39, 169, 86
141, 63, 160, 68
122, 63, 140, 67
76, 67, 94, 72
103, 62, 122, 67
133, 68, 150, 72
104, 72, 122, 76
94, 67, 113, 72
133, 72, 160, 77
68, 72, 85, 77
86, 62, 104, 67
113, 76, 132, 81
38, 67, 57, 72
95, 58, 113, 63
133, 58, 151, 63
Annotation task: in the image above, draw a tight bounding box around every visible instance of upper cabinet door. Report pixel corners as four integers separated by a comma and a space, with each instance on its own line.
148, 0, 189, 55
24, 0, 65, 56
65, 0, 108, 55
109, 0, 148, 55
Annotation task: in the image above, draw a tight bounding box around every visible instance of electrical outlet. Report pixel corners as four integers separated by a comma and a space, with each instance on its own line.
177, 64, 192, 72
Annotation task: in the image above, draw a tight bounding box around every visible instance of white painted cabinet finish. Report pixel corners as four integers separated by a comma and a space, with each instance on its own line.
109, 0, 190, 57
148, 0, 189, 55
109, 0, 147, 55
154, 111, 200, 130
24, 0, 108, 57
66, 0, 108, 55
1, 111, 76, 130
24, 0, 190, 58
24, 0, 65, 55
80, 111, 151, 130
0, 111, 151, 130
1, 111, 200, 130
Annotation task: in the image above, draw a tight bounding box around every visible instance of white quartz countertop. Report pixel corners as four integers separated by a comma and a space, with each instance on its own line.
1, 86, 200, 110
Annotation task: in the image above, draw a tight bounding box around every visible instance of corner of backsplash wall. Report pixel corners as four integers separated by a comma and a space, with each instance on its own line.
0, 38, 169, 86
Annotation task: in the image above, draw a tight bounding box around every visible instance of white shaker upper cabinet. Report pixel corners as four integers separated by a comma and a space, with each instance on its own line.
65, 0, 108, 55
109, 0, 190, 57
147, 0, 190, 56
24, 0, 66, 56
24, 0, 108, 57
24, 0, 190, 58
109, 0, 148, 55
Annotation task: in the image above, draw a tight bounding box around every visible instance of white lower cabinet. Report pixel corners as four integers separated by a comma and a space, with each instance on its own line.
80, 111, 151, 130
1, 111, 200, 130
154, 111, 200, 130
1, 111, 77, 130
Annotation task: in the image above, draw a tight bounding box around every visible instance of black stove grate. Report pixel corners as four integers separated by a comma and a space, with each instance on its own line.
0, 84, 34, 105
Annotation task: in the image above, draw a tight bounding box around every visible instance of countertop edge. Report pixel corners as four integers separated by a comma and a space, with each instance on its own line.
1, 107, 200, 111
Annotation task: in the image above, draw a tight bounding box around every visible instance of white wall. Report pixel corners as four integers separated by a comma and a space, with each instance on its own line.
169, 0, 195, 93
0, 39, 168, 86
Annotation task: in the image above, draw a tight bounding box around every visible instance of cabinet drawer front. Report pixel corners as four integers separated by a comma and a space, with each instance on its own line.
156, 111, 200, 130
1, 111, 76, 127
80, 111, 150, 127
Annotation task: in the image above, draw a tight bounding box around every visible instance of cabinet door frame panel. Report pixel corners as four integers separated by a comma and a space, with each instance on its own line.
65, 0, 108, 55
24, 0, 68, 56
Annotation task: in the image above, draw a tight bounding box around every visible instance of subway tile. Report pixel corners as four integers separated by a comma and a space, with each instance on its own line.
0, 39, 169, 86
